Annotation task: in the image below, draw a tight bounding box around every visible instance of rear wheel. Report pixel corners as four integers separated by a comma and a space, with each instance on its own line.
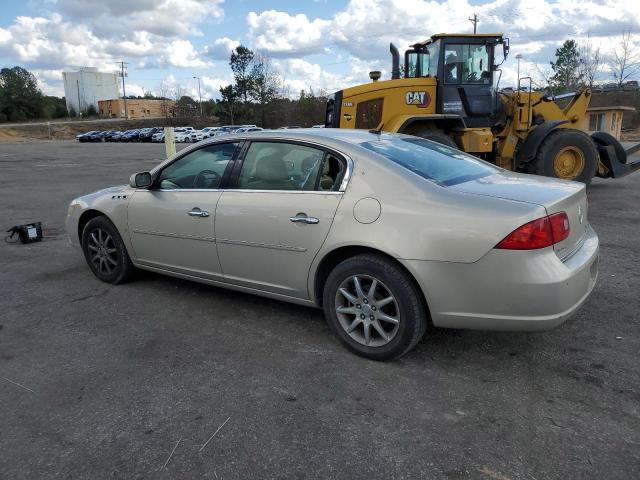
414, 130, 459, 149
323, 254, 427, 361
530, 129, 598, 183
81, 216, 134, 284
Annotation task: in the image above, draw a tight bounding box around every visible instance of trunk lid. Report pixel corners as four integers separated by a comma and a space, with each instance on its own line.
450, 171, 589, 259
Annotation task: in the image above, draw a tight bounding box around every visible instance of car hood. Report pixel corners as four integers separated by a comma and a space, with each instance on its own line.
449, 170, 583, 209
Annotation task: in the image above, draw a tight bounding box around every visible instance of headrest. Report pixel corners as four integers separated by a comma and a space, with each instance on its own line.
256, 155, 288, 180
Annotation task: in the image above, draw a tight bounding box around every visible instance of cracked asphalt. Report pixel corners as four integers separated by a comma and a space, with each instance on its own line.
0, 140, 638, 479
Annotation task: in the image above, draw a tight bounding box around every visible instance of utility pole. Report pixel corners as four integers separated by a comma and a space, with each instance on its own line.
468, 13, 479, 34
193, 76, 203, 117
76, 79, 81, 117
119, 61, 129, 119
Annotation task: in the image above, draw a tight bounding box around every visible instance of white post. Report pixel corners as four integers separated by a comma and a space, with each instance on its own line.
164, 127, 176, 159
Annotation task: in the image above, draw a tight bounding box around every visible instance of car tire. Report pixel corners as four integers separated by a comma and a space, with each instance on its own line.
81, 216, 134, 284
323, 254, 428, 361
529, 129, 598, 184
414, 130, 459, 149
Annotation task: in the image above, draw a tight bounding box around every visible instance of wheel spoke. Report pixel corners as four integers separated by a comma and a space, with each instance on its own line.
378, 313, 399, 325
97, 229, 104, 244
372, 320, 390, 341
105, 255, 117, 266
339, 287, 358, 305
87, 244, 98, 252
337, 306, 357, 315
105, 247, 117, 254
368, 279, 378, 299
363, 322, 371, 345
346, 318, 361, 333
376, 296, 394, 308
90, 232, 99, 246
353, 276, 366, 299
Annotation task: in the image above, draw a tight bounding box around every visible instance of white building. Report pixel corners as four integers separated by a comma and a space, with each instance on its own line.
63, 67, 120, 115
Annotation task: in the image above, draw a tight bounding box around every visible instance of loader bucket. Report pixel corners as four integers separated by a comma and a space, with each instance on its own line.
591, 132, 640, 179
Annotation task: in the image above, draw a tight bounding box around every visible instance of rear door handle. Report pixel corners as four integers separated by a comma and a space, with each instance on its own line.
188, 208, 210, 218
290, 214, 319, 225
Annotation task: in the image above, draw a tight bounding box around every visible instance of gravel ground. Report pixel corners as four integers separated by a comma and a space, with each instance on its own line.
0, 140, 638, 480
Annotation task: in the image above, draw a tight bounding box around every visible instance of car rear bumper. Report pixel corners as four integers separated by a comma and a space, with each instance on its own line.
402, 225, 599, 331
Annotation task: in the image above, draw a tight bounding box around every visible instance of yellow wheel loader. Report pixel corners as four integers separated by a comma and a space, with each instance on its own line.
324, 33, 640, 183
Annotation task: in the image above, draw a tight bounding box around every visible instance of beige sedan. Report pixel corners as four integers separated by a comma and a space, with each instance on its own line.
66, 129, 599, 360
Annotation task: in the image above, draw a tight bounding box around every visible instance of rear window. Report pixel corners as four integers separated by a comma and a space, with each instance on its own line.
360, 137, 497, 186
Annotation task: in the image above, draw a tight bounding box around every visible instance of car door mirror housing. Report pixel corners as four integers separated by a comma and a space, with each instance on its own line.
130, 172, 153, 189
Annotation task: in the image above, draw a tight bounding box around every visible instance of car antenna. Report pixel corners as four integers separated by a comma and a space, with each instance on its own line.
369, 123, 384, 135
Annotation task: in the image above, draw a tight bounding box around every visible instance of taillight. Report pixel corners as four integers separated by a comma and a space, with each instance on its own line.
495, 212, 570, 250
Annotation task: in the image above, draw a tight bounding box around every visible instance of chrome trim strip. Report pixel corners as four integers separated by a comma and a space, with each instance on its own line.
222, 189, 343, 195
560, 232, 587, 263
132, 229, 216, 242
218, 238, 307, 252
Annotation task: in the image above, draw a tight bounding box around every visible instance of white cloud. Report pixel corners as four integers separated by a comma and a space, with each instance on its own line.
203, 37, 241, 60
162, 40, 211, 68
247, 10, 330, 56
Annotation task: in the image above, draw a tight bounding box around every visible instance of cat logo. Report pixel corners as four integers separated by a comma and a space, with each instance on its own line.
405, 91, 431, 108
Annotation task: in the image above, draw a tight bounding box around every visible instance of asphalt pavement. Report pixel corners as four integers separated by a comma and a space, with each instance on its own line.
0, 141, 638, 479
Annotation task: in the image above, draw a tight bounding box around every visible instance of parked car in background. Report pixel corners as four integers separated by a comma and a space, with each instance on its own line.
76, 131, 99, 142
200, 127, 219, 138
312, 124, 325, 128
234, 127, 263, 133
66, 129, 599, 360
121, 129, 141, 142
278, 126, 302, 129
138, 128, 162, 142
151, 131, 165, 143
105, 131, 123, 142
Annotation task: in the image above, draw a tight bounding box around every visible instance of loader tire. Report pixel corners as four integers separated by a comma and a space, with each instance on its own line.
530, 129, 598, 184
415, 131, 459, 150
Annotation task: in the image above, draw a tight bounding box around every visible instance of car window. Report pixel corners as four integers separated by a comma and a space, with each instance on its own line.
237, 142, 328, 191
360, 136, 497, 186
158, 142, 239, 190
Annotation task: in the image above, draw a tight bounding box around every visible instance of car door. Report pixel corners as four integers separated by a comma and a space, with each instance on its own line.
215, 140, 350, 298
127, 142, 240, 280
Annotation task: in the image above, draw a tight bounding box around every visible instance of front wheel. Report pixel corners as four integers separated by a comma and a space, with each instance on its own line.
529, 129, 598, 184
323, 254, 428, 360
81, 216, 134, 284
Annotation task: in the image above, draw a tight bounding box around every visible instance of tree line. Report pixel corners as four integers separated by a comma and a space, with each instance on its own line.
536, 30, 640, 94
0, 67, 67, 122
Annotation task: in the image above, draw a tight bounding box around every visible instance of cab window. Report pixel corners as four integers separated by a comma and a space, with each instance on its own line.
444, 44, 490, 84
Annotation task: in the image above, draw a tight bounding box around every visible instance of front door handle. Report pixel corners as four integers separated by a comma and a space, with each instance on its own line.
188, 208, 210, 218
290, 214, 319, 225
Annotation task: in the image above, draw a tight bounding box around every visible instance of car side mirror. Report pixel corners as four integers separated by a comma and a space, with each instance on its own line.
130, 172, 152, 189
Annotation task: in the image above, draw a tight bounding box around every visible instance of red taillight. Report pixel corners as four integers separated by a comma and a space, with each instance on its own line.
495, 212, 570, 250
549, 212, 570, 243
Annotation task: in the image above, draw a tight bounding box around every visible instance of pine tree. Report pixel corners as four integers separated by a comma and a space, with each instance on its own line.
550, 40, 583, 93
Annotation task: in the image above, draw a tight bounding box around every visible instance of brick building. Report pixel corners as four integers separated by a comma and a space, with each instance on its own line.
98, 98, 176, 119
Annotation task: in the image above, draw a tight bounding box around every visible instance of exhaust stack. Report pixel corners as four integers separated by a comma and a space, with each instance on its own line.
390, 43, 400, 80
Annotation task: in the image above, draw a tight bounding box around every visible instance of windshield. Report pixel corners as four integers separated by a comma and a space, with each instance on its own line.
360, 136, 497, 186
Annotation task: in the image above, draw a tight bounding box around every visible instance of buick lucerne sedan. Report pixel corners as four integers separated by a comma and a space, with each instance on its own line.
66, 129, 599, 360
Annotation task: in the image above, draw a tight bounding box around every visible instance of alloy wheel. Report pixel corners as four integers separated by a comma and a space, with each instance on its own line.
334, 274, 400, 347
86, 227, 118, 276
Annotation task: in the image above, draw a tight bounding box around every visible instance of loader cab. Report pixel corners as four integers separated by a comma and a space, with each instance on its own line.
404, 34, 507, 128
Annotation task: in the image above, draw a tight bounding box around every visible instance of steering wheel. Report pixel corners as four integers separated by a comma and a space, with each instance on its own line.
193, 170, 221, 189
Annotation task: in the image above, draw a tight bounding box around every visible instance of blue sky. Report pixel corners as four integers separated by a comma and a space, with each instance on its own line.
1, 0, 638, 100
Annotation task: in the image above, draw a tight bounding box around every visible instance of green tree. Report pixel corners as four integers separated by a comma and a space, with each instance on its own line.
0, 66, 44, 121
230, 45, 254, 102
550, 40, 582, 93
250, 54, 280, 126
217, 85, 238, 124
